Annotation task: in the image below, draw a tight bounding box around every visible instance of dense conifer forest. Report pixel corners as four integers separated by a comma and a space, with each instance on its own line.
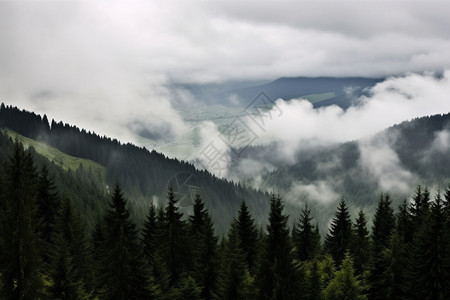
1, 139, 450, 299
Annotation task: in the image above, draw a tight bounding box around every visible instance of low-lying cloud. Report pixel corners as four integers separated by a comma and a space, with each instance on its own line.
252, 71, 450, 154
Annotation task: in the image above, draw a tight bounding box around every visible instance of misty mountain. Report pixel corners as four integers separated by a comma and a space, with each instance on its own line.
247, 112, 450, 225
0, 104, 269, 234
179, 77, 383, 109
1, 103, 449, 235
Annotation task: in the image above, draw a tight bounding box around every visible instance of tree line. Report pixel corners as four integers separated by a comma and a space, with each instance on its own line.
1, 140, 450, 299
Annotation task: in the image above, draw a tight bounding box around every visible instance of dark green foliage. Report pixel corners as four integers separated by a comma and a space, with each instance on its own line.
91, 217, 106, 296
189, 194, 219, 299
292, 202, 321, 261
307, 259, 322, 300
100, 184, 147, 299
147, 251, 171, 299
325, 198, 352, 266
173, 276, 202, 300
220, 221, 253, 300
159, 186, 189, 287
350, 209, 370, 275
0, 141, 43, 299
379, 230, 408, 300
409, 186, 431, 229
237, 200, 259, 274
409, 192, 450, 299
369, 193, 395, 300
36, 165, 60, 262
142, 203, 158, 260
48, 197, 89, 299
256, 194, 297, 299
323, 254, 367, 300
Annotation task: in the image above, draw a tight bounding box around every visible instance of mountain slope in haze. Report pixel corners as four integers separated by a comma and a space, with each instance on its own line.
254, 112, 450, 227
0, 104, 269, 234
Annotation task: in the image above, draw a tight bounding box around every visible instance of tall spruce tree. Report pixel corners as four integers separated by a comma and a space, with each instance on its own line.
189, 194, 219, 300
369, 193, 395, 300
410, 192, 450, 299
325, 198, 352, 266
379, 230, 407, 300
101, 184, 147, 299
237, 200, 258, 274
142, 203, 158, 260
159, 186, 189, 287
220, 221, 252, 300
91, 216, 106, 296
36, 165, 60, 263
350, 209, 370, 275
404, 186, 432, 298
0, 141, 43, 299
47, 197, 89, 299
292, 202, 320, 261
257, 194, 297, 299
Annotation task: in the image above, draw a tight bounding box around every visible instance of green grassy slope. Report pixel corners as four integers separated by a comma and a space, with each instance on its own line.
2, 128, 106, 177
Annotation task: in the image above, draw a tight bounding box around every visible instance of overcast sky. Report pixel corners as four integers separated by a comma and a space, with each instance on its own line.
1, 0, 450, 153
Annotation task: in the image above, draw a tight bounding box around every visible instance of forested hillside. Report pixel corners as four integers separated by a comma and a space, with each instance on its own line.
0, 104, 269, 233
2, 103, 450, 233
1, 140, 449, 298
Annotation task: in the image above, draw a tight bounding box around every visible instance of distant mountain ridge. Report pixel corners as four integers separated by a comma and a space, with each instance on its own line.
181, 77, 383, 108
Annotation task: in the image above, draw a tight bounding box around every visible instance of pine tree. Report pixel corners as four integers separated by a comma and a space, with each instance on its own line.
142, 203, 158, 260
47, 197, 88, 299
319, 255, 336, 289
410, 185, 430, 229
325, 198, 352, 266
147, 251, 171, 299
395, 199, 413, 244
411, 192, 450, 299
237, 200, 259, 274
189, 194, 219, 300
404, 186, 432, 298
350, 209, 370, 275
100, 184, 147, 299
36, 165, 60, 263
379, 230, 408, 300
173, 276, 202, 300
91, 217, 106, 296
256, 193, 297, 299
58, 197, 93, 293
293, 202, 320, 261
47, 234, 83, 299
323, 253, 367, 300
306, 259, 322, 300
159, 186, 189, 287
369, 193, 395, 300
220, 221, 253, 300
0, 141, 43, 299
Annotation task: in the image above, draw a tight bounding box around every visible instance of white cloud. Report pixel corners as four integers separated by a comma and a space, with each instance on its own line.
358, 133, 417, 193
1, 0, 450, 165
285, 181, 339, 206
250, 71, 450, 157
430, 130, 450, 153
